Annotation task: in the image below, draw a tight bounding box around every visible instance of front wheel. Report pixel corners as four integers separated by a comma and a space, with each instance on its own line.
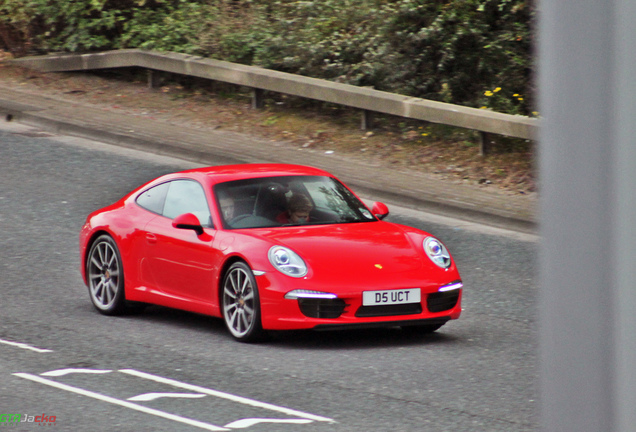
86, 234, 126, 315
222, 262, 264, 342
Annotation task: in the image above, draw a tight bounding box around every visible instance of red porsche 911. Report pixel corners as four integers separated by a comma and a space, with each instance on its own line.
80, 164, 462, 342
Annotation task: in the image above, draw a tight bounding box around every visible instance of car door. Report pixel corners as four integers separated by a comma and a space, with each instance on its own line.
143, 179, 221, 305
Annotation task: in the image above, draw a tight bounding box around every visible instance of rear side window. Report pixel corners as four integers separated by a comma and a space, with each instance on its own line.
136, 182, 170, 214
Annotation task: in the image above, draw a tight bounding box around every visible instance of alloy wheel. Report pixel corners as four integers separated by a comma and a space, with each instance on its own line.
222, 263, 262, 341
87, 236, 124, 314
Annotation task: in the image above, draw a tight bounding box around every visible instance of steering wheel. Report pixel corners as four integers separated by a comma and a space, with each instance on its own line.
228, 214, 253, 226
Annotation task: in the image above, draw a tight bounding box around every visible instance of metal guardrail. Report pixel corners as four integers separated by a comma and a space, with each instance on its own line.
12, 49, 538, 153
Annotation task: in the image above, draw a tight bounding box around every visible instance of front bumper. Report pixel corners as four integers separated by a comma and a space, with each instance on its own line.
256, 271, 462, 330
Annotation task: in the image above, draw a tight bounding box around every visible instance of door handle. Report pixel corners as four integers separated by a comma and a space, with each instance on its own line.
146, 233, 157, 244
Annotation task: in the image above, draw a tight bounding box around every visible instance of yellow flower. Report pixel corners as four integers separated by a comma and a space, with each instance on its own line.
494, 87, 502, 93
513, 93, 520, 97
518, 97, 524, 101
484, 91, 493, 97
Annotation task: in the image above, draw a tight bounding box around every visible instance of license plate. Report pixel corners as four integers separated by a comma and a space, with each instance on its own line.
362, 288, 421, 306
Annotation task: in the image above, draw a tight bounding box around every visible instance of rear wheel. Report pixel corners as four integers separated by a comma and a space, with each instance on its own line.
86, 235, 126, 315
222, 262, 264, 342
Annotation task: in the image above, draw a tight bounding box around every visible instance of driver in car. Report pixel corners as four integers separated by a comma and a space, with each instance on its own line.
277, 194, 313, 225
218, 192, 235, 222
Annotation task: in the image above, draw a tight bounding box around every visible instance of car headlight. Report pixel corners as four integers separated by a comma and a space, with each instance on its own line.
268, 246, 308, 278
423, 237, 451, 268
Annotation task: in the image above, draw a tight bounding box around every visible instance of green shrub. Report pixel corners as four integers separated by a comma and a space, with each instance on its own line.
120, 1, 209, 54
0, 0, 535, 115
0, 0, 40, 56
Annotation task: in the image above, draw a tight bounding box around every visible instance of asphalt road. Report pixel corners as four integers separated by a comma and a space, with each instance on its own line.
0, 121, 538, 431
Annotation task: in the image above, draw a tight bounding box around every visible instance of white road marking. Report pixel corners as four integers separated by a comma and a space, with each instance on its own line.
0, 338, 52, 353
41, 368, 112, 377
13, 373, 229, 431
224, 418, 313, 428
128, 392, 207, 402
119, 369, 334, 423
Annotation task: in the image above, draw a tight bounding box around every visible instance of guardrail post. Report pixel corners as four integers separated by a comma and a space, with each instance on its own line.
479, 132, 492, 156
252, 88, 264, 109
147, 69, 161, 89
361, 110, 374, 130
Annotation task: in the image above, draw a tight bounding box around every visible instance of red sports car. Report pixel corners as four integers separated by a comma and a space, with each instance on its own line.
80, 164, 462, 342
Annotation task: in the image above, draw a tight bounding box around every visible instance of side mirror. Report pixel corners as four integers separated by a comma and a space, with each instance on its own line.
172, 213, 204, 235
371, 202, 389, 220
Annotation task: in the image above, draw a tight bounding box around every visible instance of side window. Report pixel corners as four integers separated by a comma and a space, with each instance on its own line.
163, 180, 212, 227
136, 182, 170, 214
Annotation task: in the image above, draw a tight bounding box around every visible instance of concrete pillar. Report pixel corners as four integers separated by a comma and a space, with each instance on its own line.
538, 0, 636, 431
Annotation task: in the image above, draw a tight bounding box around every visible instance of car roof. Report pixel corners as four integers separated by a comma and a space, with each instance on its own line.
171, 163, 334, 185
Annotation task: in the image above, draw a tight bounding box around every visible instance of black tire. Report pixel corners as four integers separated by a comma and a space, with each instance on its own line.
86, 234, 127, 315
221, 261, 264, 342
401, 322, 446, 335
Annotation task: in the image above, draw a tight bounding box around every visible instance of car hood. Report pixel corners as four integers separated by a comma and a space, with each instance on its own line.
247, 222, 445, 290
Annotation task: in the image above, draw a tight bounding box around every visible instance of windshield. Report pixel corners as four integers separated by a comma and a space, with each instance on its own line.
214, 175, 377, 229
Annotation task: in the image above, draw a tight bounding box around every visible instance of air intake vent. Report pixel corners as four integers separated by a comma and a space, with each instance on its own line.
355, 303, 422, 317
427, 290, 460, 312
297, 298, 347, 319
